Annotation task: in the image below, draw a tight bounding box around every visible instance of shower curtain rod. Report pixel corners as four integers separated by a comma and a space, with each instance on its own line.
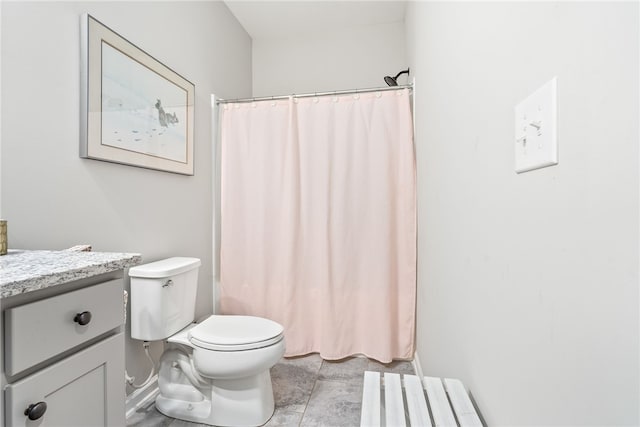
216, 84, 413, 105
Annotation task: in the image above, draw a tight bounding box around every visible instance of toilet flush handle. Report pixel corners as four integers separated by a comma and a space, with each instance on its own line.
162, 279, 174, 288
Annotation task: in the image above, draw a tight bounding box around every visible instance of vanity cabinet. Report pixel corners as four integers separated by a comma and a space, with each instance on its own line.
1, 250, 141, 427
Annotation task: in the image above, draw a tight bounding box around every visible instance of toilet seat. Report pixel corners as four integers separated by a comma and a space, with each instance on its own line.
189, 315, 284, 351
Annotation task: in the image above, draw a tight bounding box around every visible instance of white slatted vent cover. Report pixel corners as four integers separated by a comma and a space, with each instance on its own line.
360, 372, 483, 427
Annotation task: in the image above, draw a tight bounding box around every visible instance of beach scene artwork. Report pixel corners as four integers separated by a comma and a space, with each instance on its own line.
101, 42, 188, 163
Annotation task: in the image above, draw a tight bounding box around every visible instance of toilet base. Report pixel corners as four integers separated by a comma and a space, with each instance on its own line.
156, 394, 211, 423
156, 370, 276, 426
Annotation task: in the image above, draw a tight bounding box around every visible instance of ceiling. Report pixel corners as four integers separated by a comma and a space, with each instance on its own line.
224, 1, 407, 39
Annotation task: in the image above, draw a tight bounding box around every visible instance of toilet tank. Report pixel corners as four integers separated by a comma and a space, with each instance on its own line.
129, 257, 201, 341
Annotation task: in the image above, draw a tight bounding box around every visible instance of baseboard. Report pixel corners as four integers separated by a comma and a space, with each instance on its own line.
412, 351, 424, 379
125, 374, 159, 419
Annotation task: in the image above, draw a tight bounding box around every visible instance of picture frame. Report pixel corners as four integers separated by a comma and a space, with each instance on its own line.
80, 14, 195, 175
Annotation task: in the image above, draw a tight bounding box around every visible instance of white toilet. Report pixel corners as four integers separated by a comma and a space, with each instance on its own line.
129, 257, 285, 426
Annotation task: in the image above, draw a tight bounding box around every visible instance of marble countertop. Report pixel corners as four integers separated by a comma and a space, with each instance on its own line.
0, 249, 142, 299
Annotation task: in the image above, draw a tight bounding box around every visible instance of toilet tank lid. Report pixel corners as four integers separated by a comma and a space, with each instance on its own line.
129, 257, 201, 278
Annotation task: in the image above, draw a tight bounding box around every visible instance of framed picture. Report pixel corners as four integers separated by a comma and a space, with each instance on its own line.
80, 14, 195, 175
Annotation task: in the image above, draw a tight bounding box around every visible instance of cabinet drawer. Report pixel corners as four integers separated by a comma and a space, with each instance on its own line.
5, 332, 125, 427
4, 279, 124, 376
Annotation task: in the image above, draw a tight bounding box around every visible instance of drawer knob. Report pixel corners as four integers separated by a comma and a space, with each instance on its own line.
74, 311, 92, 326
24, 401, 47, 420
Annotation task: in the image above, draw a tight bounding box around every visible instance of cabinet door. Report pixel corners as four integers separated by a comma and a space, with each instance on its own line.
5, 333, 125, 427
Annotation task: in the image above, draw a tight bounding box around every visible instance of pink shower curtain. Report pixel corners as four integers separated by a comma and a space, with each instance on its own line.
220, 89, 415, 362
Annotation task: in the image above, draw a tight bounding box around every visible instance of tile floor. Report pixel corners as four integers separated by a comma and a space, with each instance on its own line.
127, 354, 414, 427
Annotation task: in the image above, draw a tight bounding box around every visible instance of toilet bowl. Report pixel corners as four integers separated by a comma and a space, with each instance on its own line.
129, 258, 285, 426
156, 316, 285, 426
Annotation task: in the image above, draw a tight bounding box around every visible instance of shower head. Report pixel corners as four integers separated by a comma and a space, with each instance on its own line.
384, 68, 410, 86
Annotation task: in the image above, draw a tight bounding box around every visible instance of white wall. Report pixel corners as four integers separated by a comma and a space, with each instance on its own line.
406, 1, 639, 425
0, 0, 251, 392
252, 21, 407, 97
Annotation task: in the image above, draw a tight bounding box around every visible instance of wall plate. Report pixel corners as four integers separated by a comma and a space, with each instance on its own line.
514, 77, 558, 173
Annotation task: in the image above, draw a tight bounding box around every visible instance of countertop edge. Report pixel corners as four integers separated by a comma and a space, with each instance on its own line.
1, 251, 143, 299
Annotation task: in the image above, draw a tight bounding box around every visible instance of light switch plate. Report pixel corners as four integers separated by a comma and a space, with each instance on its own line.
514, 77, 558, 173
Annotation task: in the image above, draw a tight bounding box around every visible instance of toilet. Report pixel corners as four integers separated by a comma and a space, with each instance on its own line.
129, 257, 285, 426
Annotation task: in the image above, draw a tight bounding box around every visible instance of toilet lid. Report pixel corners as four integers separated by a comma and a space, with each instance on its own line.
189, 315, 284, 351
